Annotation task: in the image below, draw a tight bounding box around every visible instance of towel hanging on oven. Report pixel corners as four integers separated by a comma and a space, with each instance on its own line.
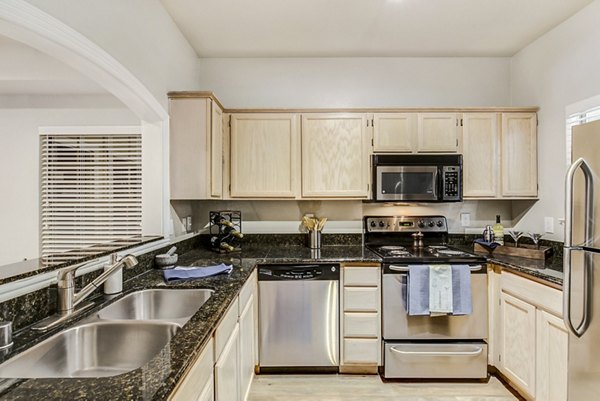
405, 264, 472, 316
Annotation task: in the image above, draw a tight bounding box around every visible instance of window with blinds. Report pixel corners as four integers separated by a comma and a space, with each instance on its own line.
40, 132, 142, 266
566, 105, 600, 166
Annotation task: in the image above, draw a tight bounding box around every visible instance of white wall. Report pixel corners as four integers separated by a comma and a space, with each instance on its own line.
510, 0, 600, 241
24, 0, 200, 110
198, 57, 511, 108
0, 105, 139, 266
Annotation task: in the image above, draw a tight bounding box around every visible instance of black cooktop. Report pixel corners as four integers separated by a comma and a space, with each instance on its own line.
367, 244, 486, 265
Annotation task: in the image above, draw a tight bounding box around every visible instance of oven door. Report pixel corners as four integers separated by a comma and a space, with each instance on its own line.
375, 166, 439, 201
382, 265, 488, 340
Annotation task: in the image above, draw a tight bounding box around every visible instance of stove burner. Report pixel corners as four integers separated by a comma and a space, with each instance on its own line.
379, 246, 407, 251
436, 249, 465, 256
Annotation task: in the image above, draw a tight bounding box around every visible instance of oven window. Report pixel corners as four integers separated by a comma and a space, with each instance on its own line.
381, 172, 435, 195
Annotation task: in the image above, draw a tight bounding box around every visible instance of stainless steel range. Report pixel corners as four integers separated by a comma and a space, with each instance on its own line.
365, 216, 488, 380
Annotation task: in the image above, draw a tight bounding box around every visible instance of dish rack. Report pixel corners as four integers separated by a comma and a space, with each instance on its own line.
209, 210, 242, 253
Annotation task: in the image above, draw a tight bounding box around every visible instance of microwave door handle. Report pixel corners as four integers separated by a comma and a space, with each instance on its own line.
432, 169, 440, 200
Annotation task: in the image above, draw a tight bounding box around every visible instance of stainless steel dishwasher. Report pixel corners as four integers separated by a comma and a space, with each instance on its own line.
258, 264, 339, 372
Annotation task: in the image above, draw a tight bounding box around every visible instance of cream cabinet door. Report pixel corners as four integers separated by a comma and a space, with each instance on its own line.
169, 98, 223, 199
230, 114, 299, 198
373, 113, 416, 152
210, 102, 223, 198
499, 291, 536, 399
169, 339, 214, 401
417, 113, 459, 153
536, 310, 568, 401
238, 294, 255, 401
463, 113, 498, 198
501, 113, 538, 197
301, 114, 369, 198
215, 324, 240, 401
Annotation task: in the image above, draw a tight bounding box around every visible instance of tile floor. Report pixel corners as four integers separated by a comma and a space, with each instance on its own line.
248, 374, 518, 401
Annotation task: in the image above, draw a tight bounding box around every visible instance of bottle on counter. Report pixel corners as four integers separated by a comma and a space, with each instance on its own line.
493, 215, 505, 246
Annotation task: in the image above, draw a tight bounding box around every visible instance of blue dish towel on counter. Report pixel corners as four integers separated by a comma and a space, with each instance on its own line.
474, 239, 501, 251
405, 264, 472, 316
163, 263, 233, 282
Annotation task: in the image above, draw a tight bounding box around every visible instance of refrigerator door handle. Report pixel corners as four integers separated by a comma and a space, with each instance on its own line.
563, 248, 593, 338
564, 157, 595, 338
565, 157, 594, 248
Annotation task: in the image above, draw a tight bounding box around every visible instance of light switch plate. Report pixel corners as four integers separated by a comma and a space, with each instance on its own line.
460, 213, 471, 227
544, 217, 554, 234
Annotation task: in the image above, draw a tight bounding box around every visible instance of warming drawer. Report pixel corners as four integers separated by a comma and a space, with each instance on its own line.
383, 342, 488, 379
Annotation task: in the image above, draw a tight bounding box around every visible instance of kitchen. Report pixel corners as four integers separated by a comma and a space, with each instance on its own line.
0, 0, 599, 400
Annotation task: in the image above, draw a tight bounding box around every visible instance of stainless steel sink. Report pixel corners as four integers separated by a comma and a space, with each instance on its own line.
0, 322, 178, 378
97, 288, 213, 326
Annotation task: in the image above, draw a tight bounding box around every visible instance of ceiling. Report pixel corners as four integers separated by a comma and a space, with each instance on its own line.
161, 0, 593, 57
0, 35, 107, 95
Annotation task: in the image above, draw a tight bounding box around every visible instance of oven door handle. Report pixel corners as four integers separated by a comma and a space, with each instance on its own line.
390, 346, 483, 357
389, 264, 483, 272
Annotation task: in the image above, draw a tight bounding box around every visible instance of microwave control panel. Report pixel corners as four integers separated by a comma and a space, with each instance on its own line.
442, 166, 461, 201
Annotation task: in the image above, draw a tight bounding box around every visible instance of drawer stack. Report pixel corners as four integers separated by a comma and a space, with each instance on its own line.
340, 263, 381, 374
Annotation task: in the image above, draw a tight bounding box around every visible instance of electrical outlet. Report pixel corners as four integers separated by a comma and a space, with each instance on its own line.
460, 213, 471, 227
544, 217, 554, 234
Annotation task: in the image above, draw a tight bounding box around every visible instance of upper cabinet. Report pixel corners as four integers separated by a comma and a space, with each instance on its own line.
230, 114, 300, 198
463, 112, 538, 200
417, 113, 460, 153
372, 113, 458, 153
168, 92, 538, 201
169, 97, 223, 200
301, 114, 370, 198
501, 113, 538, 197
463, 113, 499, 198
372, 113, 416, 153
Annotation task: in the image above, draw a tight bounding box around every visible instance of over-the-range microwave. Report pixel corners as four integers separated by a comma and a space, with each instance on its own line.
372, 154, 462, 202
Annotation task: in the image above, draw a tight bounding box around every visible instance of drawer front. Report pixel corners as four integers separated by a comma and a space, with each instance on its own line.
214, 297, 239, 360
239, 270, 257, 315
344, 287, 379, 312
343, 338, 380, 364
344, 312, 379, 338
384, 342, 488, 379
343, 267, 380, 287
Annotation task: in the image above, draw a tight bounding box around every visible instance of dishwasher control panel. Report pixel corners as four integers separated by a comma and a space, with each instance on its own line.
258, 264, 339, 281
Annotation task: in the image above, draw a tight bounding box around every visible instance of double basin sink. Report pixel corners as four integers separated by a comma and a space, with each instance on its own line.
0, 288, 213, 378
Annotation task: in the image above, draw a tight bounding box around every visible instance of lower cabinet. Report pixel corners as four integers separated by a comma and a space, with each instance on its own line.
493, 269, 568, 401
169, 339, 215, 401
536, 310, 568, 401
238, 293, 256, 401
170, 271, 257, 401
215, 324, 240, 401
499, 291, 537, 397
340, 263, 381, 373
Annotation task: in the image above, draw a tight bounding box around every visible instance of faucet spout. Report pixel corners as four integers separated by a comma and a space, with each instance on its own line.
71, 255, 138, 309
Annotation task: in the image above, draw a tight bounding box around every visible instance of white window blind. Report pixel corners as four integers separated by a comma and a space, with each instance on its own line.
40, 132, 142, 265
566, 105, 600, 166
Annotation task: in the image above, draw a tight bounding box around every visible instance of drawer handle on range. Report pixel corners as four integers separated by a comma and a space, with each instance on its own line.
389, 265, 483, 272
390, 346, 483, 357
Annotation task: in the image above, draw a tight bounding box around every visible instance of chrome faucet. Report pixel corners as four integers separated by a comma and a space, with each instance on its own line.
32, 254, 138, 332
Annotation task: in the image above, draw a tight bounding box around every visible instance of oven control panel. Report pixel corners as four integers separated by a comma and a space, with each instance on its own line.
365, 216, 447, 233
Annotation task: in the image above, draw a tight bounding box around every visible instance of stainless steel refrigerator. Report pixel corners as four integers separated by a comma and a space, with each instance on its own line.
564, 119, 600, 400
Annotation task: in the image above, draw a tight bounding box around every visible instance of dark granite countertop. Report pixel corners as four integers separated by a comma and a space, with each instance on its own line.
0, 244, 379, 401
452, 244, 563, 288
